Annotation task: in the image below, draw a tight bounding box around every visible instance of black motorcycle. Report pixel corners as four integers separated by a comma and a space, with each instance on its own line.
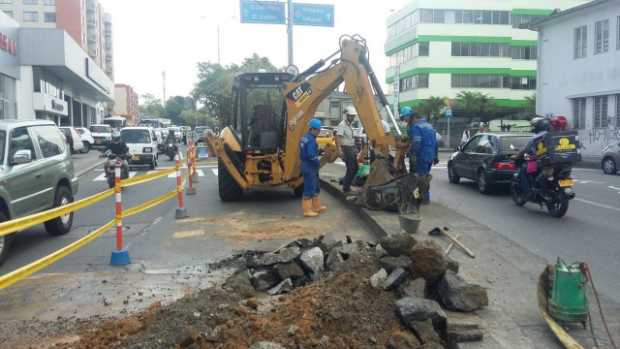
104, 151, 130, 189
165, 143, 178, 161
510, 154, 576, 218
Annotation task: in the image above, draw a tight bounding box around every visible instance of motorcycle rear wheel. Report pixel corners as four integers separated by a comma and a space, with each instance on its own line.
510, 180, 527, 206
546, 191, 569, 218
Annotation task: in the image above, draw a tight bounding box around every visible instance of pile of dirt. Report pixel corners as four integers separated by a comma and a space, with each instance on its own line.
46, 235, 487, 349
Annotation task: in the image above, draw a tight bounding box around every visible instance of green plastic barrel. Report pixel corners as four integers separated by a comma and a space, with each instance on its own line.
548, 258, 588, 323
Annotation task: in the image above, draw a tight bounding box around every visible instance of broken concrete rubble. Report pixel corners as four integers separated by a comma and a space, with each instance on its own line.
247, 246, 301, 268
408, 240, 448, 281
380, 255, 412, 273
370, 268, 389, 289
268, 278, 293, 296
249, 342, 287, 349
398, 278, 427, 299
382, 267, 409, 290
250, 269, 280, 291
380, 233, 417, 257
437, 271, 488, 312
274, 261, 305, 281
299, 246, 324, 279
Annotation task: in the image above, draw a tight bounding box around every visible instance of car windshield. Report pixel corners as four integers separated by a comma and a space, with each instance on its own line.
0, 131, 5, 164
90, 126, 111, 133
500, 136, 531, 153
121, 129, 151, 144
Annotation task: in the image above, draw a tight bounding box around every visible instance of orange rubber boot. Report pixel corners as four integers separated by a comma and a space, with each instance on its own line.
302, 198, 318, 217
312, 196, 327, 213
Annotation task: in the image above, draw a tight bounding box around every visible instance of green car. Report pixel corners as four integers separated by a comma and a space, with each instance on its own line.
0, 120, 79, 264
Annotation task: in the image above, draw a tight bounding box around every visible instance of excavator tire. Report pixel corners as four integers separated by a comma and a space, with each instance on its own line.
218, 158, 243, 201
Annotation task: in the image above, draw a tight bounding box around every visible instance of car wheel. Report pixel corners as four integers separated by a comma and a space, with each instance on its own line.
602, 157, 617, 175
448, 162, 460, 184
81, 142, 90, 153
477, 170, 492, 195
44, 185, 74, 236
0, 211, 13, 265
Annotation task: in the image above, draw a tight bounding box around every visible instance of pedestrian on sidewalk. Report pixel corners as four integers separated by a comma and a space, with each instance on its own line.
336, 106, 359, 193
299, 118, 327, 217
400, 106, 438, 203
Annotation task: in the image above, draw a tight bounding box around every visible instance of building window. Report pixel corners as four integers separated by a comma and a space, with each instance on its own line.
572, 98, 586, 129
400, 74, 429, 91
22, 11, 39, 22
33, 67, 64, 99
451, 74, 503, 88
574, 25, 587, 59
44, 12, 55, 22
454, 9, 510, 25
23, 0, 38, 4
509, 76, 536, 90
594, 95, 608, 128
389, 42, 429, 67
617, 16, 620, 50
43, 0, 55, 5
0, 74, 17, 120
511, 46, 537, 60
451, 42, 511, 57
594, 19, 609, 54
3, 10, 13, 17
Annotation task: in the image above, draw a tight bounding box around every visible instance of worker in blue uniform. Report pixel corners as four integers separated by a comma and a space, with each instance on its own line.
400, 106, 438, 203
299, 118, 327, 217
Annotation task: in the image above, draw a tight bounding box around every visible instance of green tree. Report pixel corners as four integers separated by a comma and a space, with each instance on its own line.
455, 91, 495, 123
418, 96, 446, 125
524, 94, 536, 115
180, 109, 217, 128
165, 96, 195, 125
192, 54, 277, 126
139, 93, 165, 118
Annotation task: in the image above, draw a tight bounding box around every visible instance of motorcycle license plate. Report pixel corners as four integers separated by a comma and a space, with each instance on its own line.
559, 179, 574, 187
132, 155, 139, 161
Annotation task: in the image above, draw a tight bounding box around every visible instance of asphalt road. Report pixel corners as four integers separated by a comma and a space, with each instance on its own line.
0, 146, 372, 277
432, 153, 620, 303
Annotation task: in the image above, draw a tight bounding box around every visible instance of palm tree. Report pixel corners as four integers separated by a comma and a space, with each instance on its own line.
456, 91, 494, 123
418, 96, 446, 125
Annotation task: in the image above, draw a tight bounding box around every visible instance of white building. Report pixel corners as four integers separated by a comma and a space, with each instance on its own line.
0, 11, 113, 125
532, 0, 620, 160
385, 0, 587, 110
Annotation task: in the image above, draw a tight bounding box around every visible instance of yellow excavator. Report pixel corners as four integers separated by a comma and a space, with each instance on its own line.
206, 35, 410, 204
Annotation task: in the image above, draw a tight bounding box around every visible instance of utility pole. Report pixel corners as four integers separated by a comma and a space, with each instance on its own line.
287, 0, 293, 65
217, 25, 221, 64
162, 71, 167, 105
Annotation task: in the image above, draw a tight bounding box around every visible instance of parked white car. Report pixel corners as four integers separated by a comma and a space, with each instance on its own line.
75, 127, 95, 153
59, 127, 85, 154
120, 127, 159, 169
89, 124, 113, 147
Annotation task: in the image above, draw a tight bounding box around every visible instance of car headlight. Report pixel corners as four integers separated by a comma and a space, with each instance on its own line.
143, 147, 153, 153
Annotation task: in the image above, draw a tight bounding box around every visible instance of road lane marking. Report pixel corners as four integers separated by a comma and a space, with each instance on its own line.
173, 230, 205, 239
574, 198, 620, 212
608, 186, 620, 194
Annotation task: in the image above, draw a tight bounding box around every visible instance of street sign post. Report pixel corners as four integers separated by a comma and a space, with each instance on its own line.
292, 3, 334, 27
444, 107, 453, 149
240, 1, 335, 65
240, 0, 285, 24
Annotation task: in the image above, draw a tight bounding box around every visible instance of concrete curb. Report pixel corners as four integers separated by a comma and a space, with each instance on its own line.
76, 159, 106, 178
319, 177, 388, 238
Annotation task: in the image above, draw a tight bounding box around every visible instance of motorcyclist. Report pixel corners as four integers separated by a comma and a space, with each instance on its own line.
165, 129, 177, 146
514, 117, 551, 196
105, 131, 129, 157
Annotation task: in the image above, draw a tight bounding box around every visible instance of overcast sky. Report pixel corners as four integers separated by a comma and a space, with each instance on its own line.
99, 0, 409, 101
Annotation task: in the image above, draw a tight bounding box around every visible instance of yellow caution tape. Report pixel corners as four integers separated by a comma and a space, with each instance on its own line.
121, 167, 176, 187
0, 220, 115, 289
123, 191, 176, 218
0, 189, 115, 238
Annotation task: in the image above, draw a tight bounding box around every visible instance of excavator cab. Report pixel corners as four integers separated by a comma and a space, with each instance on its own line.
231, 73, 293, 153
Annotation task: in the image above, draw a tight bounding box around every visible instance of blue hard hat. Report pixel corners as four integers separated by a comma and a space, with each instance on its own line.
399, 106, 416, 120
309, 118, 322, 129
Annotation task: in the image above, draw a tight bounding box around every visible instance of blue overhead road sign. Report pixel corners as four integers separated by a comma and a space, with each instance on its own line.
240, 0, 286, 25
293, 3, 335, 27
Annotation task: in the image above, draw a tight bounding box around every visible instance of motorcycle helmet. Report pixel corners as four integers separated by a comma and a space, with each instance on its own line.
530, 117, 550, 134
549, 115, 568, 132
111, 130, 121, 142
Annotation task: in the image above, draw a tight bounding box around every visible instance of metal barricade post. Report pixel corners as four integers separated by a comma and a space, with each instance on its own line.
110, 160, 131, 265
175, 152, 189, 219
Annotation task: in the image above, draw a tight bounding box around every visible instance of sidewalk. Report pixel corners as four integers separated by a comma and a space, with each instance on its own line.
320, 164, 620, 349
71, 151, 105, 177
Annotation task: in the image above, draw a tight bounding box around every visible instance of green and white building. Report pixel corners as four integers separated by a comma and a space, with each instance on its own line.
385, 0, 587, 110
